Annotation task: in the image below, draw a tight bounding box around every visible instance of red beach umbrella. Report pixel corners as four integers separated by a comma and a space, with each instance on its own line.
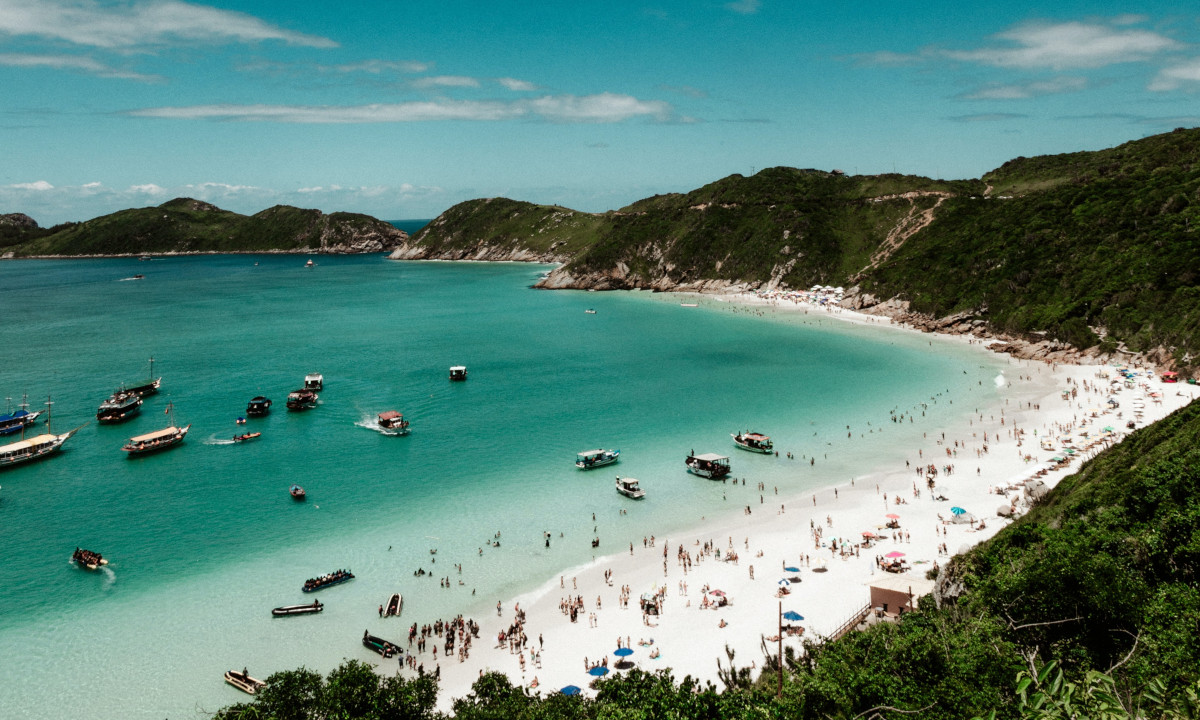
885, 551, 906, 558
885, 513, 900, 519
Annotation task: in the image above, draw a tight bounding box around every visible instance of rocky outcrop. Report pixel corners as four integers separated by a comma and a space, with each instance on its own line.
0, 213, 38, 228
388, 241, 564, 263
533, 265, 758, 294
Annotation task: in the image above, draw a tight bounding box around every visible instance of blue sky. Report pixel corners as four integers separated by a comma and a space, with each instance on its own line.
2, 1, 1199, 224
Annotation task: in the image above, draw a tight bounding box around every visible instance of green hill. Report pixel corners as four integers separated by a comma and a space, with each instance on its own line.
405, 128, 1200, 370
0, 198, 408, 256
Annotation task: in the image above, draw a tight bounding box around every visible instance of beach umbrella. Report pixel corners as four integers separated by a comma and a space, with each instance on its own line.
885, 551, 906, 558
885, 513, 900, 519
614, 647, 633, 657
783, 565, 800, 572
777, 578, 791, 587
860, 531, 876, 538
782, 610, 804, 621
950, 507, 966, 515
560, 685, 582, 696
709, 589, 726, 597
588, 666, 609, 677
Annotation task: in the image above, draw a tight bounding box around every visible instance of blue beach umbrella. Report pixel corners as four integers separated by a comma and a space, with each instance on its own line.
782, 611, 804, 621
614, 647, 633, 657
783, 566, 800, 572
560, 685, 581, 696
950, 507, 967, 515
589, 666, 610, 677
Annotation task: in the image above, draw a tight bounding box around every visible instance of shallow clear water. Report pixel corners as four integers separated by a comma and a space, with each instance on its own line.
0, 255, 1006, 718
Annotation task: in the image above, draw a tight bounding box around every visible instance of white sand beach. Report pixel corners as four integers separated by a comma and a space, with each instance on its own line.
378, 294, 1200, 708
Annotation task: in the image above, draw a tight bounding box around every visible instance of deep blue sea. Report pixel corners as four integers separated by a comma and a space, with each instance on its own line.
0, 254, 1006, 718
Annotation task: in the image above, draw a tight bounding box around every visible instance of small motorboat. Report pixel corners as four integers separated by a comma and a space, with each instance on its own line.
303, 569, 353, 592
304, 373, 323, 391
731, 431, 773, 454
224, 669, 267, 695
449, 366, 467, 381
585, 309, 597, 314
384, 593, 403, 617
576, 448, 620, 470
363, 631, 401, 658
246, 396, 272, 417
272, 601, 323, 617
286, 389, 318, 410
232, 431, 261, 443
290, 485, 306, 500
71, 547, 108, 570
686, 452, 731, 479
305, 259, 315, 268
376, 411, 410, 436
615, 476, 645, 499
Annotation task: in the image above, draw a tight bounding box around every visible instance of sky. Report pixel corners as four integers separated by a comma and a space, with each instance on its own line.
2, 1, 1199, 225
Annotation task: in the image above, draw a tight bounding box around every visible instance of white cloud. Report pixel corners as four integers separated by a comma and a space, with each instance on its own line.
497, 77, 537, 91
0, 52, 160, 80
944, 20, 1177, 70
411, 75, 481, 89
725, 0, 761, 15
333, 59, 430, 75
0, 0, 335, 49
8, 180, 54, 191
129, 183, 167, 195
963, 76, 1089, 100
1149, 58, 1200, 91
128, 93, 673, 124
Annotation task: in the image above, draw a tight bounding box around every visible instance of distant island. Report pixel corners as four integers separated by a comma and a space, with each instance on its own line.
393, 127, 1200, 373
0, 198, 408, 257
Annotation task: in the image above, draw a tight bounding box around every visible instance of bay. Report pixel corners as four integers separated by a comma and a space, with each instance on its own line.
0, 255, 1005, 718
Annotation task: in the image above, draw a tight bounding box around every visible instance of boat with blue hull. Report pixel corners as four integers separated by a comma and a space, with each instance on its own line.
0, 396, 41, 436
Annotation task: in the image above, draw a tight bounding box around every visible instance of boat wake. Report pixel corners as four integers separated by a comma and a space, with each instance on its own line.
100, 566, 116, 590
204, 436, 237, 446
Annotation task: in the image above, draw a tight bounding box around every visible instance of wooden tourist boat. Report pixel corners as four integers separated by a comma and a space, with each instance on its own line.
615, 476, 645, 499
384, 593, 403, 617
96, 391, 142, 424
224, 669, 266, 695
272, 601, 323, 617
0, 395, 41, 437
71, 547, 108, 570
246, 396, 272, 417
302, 569, 353, 592
286, 389, 318, 410
289, 484, 306, 500
122, 357, 162, 398
0, 400, 83, 470
122, 424, 189, 456
685, 452, 731, 479
449, 366, 467, 381
376, 411, 410, 436
576, 448, 620, 470
362, 631, 400, 658
731, 431, 773, 453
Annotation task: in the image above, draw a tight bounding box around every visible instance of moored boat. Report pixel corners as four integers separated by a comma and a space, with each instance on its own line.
377, 411, 410, 435
1, 401, 83, 470
122, 424, 189, 456
0, 395, 41, 436
286, 389, 318, 410
71, 547, 108, 570
731, 431, 773, 453
123, 357, 161, 398
362, 630, 401, 658
449, 366, 467, 381
224, 669, 266, 695
96, 391, 142, 423
685, 452, 731, 479
272, 601, 323, 617
246, 396, 272, 417
232, 431, 261, 443
304, 373, 323, 391
385, 593, 403, 617
576, 448, 620, 470
615, 476, 645, 499
290, 484, 306, 500
303, 569, 353, 592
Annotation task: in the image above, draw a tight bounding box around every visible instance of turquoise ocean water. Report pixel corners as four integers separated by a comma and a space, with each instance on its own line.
0, 255, 1007, 718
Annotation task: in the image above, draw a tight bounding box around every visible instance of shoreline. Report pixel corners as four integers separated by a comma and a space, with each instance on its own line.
371, 285, 1198, 710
